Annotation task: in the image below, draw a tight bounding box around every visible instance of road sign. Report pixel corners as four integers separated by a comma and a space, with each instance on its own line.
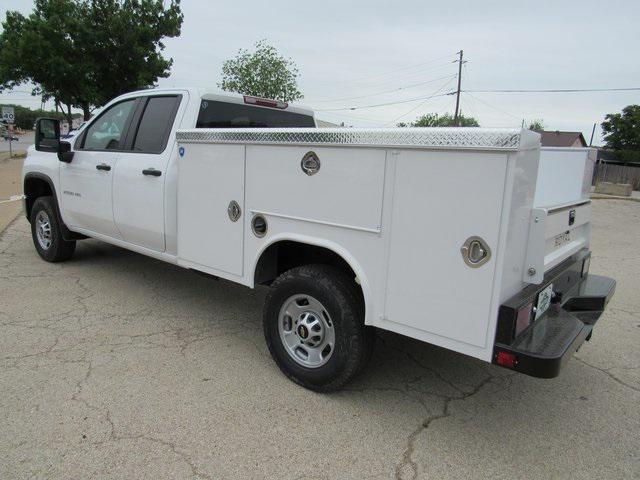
2, 106, 15, 124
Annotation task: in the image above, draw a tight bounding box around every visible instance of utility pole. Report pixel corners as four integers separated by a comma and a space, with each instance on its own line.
453, 50, 464, 126
589, 122, 596, 146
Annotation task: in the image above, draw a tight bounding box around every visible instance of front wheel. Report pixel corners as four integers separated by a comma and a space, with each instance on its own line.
30, 196, 76, 262
263, 264, 373, 392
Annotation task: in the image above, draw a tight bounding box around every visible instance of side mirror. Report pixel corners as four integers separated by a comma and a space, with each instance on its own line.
34, 118, 75, 162
58, 141, 74, 163
35, 118, 60, 152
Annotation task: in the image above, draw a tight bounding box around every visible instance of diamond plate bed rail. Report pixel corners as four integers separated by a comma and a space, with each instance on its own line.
176, 128, 523, 150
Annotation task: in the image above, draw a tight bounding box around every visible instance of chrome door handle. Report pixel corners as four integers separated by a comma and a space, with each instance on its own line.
142, 168, 162, 177
96, 163, 111, 171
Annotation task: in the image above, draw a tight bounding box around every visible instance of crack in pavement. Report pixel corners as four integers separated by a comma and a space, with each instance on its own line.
3, 205, 639, 479
68, 351, 215, 480
352, 335, 516, 480
105, 434, 215, 480
393, 372, 497, 480
574, 356, 640, 393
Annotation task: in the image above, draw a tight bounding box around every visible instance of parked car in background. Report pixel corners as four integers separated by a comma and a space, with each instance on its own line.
1, 133, 19, 141
1, 123, 19, 141
60, 121, 87, 140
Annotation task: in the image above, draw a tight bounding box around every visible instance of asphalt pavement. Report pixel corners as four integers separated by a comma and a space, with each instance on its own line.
0, 200, 638, 479
0, 132, 33, 152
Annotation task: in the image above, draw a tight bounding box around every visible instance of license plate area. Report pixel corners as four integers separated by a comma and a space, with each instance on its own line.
554, 231, 572, 248
535, 283, 554, 320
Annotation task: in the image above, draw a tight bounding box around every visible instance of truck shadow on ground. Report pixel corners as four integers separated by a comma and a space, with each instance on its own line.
66, 237, 511, 394
60, 238, 533, 479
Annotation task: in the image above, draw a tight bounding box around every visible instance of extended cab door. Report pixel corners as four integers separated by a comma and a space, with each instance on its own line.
112, 95, 183, 252
61, 98, 138, 238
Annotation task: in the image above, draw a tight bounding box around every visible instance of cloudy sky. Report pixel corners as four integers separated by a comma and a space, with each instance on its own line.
2, 0, 639, 144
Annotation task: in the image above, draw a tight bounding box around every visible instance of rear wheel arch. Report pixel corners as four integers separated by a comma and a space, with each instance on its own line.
252, 236, 373, 325
262, 263, 374, 391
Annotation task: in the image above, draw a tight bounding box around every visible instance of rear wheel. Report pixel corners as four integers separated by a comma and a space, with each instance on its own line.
30, 196, 76, 262
263, 264, 373, 391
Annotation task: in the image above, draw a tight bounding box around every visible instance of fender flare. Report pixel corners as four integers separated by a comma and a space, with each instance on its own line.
23, 172, 85, 241
251, 233, 375, 326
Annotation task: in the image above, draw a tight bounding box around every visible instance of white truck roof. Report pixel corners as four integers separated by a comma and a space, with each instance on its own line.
120, 87, 315, 118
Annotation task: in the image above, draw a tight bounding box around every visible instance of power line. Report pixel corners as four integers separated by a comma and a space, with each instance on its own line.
316, 91, 455, 112
382, 77, 457, 126
313, 52, 458, 87
463, 91, 521, 121
311, 74, 457, 104
319, 110, 389, 125
465, 87, 640, 93
461, 63, 478, 119
361, 52, 458, 80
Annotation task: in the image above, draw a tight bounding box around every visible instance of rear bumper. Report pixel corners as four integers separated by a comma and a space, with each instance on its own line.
493, 250, 615, 378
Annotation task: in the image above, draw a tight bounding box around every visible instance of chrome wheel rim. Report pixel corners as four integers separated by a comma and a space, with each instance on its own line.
35, 210, 52, 250
278, 294, 335, 368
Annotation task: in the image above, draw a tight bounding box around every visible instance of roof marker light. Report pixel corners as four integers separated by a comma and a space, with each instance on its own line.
243, 95, 288, 110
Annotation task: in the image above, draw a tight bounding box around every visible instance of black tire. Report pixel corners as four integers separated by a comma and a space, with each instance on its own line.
30, 196, 76, 262
263, 264, 374, 392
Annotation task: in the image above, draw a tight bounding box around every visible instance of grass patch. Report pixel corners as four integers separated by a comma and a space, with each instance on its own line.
0, 151, 27, 162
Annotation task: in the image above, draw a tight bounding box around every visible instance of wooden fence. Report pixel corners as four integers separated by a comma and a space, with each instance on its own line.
592, 163, 640, 191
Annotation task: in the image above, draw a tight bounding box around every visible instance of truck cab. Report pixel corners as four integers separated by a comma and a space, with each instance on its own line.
23, 88, 316, 257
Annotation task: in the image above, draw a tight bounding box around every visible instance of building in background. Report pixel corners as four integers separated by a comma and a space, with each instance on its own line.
539, 130, 587, 148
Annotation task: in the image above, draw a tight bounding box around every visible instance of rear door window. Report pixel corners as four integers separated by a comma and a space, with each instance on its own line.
196, 100, 315, 128
132, 95, 181, 153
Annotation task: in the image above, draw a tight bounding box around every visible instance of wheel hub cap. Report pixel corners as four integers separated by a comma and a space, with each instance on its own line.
35, 211, 52, 250
278, 294, 335, 368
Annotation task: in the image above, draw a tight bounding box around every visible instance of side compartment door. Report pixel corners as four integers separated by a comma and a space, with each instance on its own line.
177, 143, 245, 277
60, 98, 138, 238
112, 95, 183, 252
384, 149, 507, 348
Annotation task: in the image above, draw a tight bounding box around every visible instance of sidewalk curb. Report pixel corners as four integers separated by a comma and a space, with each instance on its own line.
0, 211, 22, 238
591, 194, 640, 202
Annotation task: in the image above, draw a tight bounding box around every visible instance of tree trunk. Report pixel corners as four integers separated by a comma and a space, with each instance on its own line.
55, 100, 73, 129
82, 102, 91, 121
65, 104, 73, 130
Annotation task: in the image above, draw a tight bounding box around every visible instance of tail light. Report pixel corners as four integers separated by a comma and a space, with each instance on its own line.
243, 96, 288, 109
495, 351, 517, 369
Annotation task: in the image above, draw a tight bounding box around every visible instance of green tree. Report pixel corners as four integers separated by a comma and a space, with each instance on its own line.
397, 112, 479, 127
0, 0, 183, 123
601, 105, 640, 152
219, 40, 303, 102
0, 104, 69, 130
527, 119, 545, 131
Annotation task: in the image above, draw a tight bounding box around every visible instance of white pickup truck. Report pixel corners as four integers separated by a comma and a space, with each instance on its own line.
23, 87, 615, 391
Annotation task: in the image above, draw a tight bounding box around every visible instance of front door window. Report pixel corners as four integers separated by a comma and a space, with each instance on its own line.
83, 100, 136, 150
